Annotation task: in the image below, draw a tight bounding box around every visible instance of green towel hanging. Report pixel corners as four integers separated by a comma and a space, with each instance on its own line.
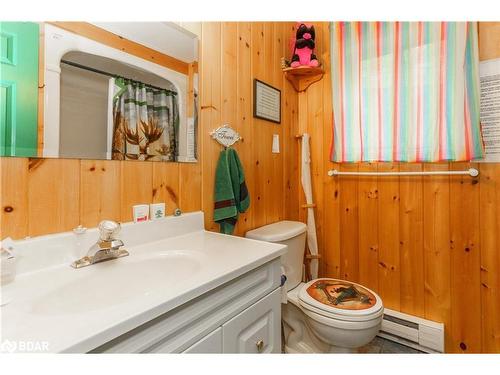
213, 147, 250, 234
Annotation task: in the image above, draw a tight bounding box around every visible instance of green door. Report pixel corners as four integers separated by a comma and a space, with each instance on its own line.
0, 22, 39, 157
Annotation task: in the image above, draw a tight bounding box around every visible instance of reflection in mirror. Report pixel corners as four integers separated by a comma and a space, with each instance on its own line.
60, 52, 181, 161
0, 22, 199, 162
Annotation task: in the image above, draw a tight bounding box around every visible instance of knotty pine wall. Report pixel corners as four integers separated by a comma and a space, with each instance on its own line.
0, 22, 299, 239
297, 22, 500, 353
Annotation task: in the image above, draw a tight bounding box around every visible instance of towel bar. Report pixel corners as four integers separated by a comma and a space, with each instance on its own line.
327, 168, 479, 177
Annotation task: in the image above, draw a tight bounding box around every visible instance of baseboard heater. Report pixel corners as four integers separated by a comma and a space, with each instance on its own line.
377, 308, 445, 353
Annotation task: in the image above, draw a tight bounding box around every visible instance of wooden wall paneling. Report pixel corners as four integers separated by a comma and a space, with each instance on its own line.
152, 162, 180, 216
220, 22, 239, 233
287, 93, 300, 223
251, 22, 268, 229
200, 22, 222, 232
28, 158, 80, 237
120, 161, 153, 222
262, 23, 279, 225
0, 158, 29, 239
275, 23, 287, 116
315, 29, 327, 254
399, 163, 425, 316
339, 164, 359, 282
178, 163, 202, 213
322, 161, 341, 278
282, 53, 300, 224
220, 21, 258, 236
269, 22, 284, 224
479, 164, 500, 353
376, 162, 400, 310
357, 163, 379, 292
80, 160, 121, 227
449, 162, 482, 353
422, 163, 452, 350
281, 23, 291, 221
234, 22, 254, 235
313, 22, 326, 277
261, 21, 274, 225
321, 22, 340, 278
221, 22, 238, 137
305, 74, 324, 274
297, 91, 308, 227
282, 23, 298, 223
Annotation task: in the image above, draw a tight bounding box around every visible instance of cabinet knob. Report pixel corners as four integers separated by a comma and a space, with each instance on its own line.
256, 339, 264, 353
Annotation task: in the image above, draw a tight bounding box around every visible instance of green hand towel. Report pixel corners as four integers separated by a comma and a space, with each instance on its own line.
214, 147, 250, 234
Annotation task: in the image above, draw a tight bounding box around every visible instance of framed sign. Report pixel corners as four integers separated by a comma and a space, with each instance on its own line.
253, 79, 281, 124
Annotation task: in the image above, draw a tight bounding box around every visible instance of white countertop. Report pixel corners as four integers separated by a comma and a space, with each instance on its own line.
0, 212, 286, 353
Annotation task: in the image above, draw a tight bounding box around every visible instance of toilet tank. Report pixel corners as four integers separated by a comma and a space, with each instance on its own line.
246, 221, 307, 291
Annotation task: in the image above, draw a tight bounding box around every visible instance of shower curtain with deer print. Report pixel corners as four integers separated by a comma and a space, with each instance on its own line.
111, 77, 179, 161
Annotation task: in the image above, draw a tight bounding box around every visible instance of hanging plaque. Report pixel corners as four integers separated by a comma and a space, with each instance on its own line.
210, 124, 241, 148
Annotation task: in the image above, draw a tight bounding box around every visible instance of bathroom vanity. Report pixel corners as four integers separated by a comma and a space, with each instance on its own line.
0, 212, 286, 353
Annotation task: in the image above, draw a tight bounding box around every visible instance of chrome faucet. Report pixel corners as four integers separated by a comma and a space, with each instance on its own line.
71, 220, 129, 269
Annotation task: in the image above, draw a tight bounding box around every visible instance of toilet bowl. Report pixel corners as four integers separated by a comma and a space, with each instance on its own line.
246, 221, 384, 353
284, 279, 383, 352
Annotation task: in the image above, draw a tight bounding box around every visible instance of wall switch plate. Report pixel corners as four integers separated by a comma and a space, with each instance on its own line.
272, 134, 280, 153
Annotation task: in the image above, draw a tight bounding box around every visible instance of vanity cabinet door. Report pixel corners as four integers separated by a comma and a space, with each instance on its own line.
183, 328, 223, 354
222, 288, 281, 353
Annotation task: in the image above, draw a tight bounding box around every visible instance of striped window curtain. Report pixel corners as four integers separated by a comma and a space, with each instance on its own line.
111, 77, 179, 162
330, 22, 484, 162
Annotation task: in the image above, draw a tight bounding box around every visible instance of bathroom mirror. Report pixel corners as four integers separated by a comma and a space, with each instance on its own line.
0, 22, 199, 162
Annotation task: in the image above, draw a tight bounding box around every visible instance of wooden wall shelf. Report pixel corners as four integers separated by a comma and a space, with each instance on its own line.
283, 66, 325, 92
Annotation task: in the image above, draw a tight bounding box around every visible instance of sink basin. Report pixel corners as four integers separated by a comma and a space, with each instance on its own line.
31, 250, 204, 315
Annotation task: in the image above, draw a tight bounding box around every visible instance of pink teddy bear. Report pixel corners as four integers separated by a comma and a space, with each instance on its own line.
290, 23, 319, 68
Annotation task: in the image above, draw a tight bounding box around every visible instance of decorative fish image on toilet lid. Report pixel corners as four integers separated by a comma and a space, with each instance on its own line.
305, 279, 377, 310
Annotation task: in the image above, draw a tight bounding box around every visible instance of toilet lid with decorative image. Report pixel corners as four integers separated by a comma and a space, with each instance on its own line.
298, 278, 383, 318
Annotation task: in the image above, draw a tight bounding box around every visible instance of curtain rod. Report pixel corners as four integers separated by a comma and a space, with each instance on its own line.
60, 59, 176, 94
327, 168, 479, 177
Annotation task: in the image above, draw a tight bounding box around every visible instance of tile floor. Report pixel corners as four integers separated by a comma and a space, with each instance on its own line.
358, 336, 425, 354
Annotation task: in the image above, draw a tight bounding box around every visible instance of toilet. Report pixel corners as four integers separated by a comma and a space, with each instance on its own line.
246, 221, 384, 353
